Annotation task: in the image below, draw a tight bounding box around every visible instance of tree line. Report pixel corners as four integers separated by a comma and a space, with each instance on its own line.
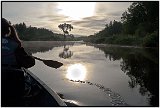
14, 22, 77, 41
85, 2, 159, 47
13, 22, 65, 41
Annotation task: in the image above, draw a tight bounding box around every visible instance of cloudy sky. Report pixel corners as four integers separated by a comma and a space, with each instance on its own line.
2, 2, 132, 36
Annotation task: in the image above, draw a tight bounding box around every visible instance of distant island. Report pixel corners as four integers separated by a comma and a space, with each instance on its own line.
15, 2, 158, 47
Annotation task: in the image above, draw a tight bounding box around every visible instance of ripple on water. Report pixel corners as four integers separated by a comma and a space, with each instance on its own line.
68, 79, 128, 106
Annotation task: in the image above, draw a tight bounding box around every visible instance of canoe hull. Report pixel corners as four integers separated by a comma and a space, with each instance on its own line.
23, 68, 67, 106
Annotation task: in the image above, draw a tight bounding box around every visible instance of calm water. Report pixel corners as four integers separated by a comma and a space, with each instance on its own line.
23, 41, 159, 106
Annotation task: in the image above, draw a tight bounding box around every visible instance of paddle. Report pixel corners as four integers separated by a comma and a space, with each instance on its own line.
32, 56, 63, 69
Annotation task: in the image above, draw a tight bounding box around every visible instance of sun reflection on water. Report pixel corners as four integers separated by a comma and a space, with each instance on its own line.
66, 64, 87, 81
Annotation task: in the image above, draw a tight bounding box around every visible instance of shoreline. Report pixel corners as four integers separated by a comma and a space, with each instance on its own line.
22, 41, 158, 49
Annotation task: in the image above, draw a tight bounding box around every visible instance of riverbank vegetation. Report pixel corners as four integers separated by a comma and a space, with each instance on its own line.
84, 2, 159, 47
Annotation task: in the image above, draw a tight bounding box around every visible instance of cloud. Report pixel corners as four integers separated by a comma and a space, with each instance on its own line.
95, 2, 131, 21
95, 2, 131, 13
38, 15, 69, 21
62, 2, 132, 36
72, 17, 106, 29
63, 15, 107, 35
2, 2, 132, 36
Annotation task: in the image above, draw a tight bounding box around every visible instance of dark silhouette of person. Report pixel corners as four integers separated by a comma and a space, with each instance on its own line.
1, 18, 35, 106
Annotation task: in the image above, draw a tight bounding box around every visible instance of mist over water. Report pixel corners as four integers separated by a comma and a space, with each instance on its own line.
24, 41, 158, 106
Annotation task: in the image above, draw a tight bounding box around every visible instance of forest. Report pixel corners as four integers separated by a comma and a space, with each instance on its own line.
14, 2, 159, 47
84, 2, 159, 47
13, 23, 64, 41
14, 23, 78, 41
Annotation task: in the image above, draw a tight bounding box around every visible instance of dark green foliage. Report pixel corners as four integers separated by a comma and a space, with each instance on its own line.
96, 20, 123, 37
135, 22, 151, 37
84, 1, 159, 47
121, 2, 159, 35
142, 31, 159, 47
104, 35, 142, 46
14, 23, 64, 41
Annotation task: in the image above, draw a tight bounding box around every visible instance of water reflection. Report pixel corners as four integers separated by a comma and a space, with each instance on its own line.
68, 79, 128, 106
63, 99, 80, 106
57, 93, 79, 106
25, 42, 159, 106
59, 46, 73, 59
66, 64, 87, 81
22, 41, 75, 54
93, 45, 159, 106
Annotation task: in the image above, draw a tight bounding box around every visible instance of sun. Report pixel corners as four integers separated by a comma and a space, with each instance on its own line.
57, 2, 96, 20
66, 64, 87, 81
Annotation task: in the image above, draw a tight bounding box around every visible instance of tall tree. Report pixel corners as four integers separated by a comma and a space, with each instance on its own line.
58, 23, 73, 40
121, 2, 159, 35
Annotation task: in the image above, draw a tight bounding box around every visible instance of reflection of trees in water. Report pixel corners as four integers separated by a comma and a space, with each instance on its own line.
59, 45, 73, 59
94, 45, 159, 106
22, 41, 75, 54
120, 52, 158, 106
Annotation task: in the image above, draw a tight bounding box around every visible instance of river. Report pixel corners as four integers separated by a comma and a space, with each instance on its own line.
22, 41, 159, 106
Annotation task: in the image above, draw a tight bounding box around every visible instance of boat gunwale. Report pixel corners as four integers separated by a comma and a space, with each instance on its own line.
23, 68, 67, 106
